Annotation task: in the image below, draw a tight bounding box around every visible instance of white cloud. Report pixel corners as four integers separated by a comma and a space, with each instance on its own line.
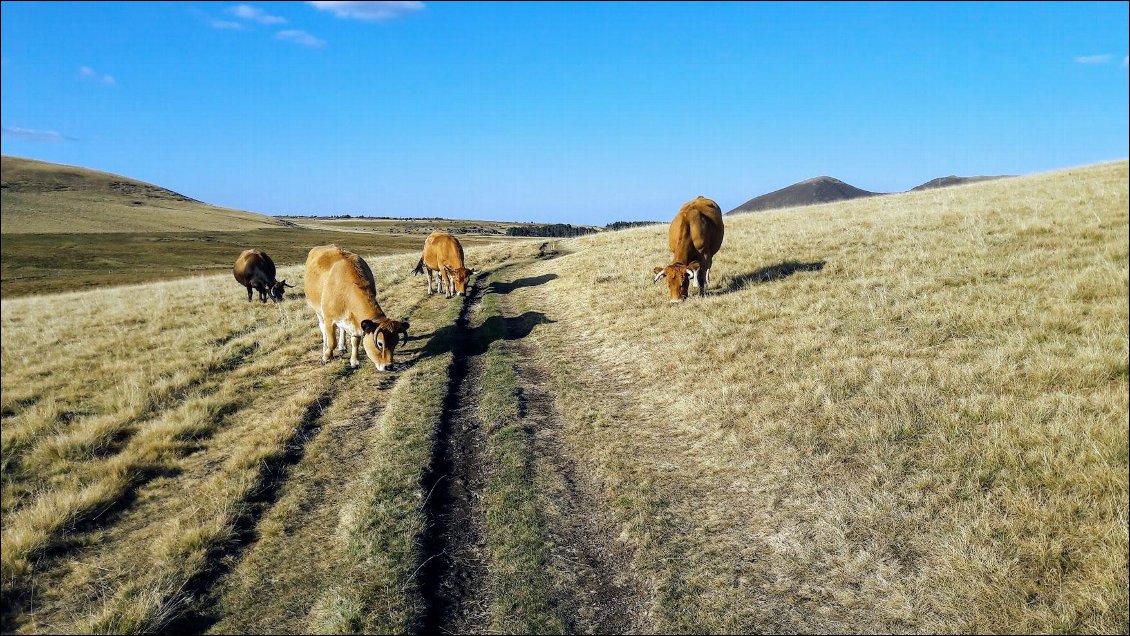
2, 126, 75, 142
229, 4, 287, 24
307, 1, 424, 22
79, 66, 116, 85
1075, 54, 1113, 64
209, 19, 246, 30
275, 29, 326, 47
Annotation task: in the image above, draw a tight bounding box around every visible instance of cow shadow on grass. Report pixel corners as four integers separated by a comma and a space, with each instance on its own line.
722, 260, 826, 293
486, 274, 558, 296
398, 311, 554, 369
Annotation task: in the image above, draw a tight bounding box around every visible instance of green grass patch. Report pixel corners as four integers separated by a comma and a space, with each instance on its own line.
475, 276, 565, 634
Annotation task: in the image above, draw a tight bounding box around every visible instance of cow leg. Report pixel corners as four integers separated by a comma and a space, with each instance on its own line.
349, 334, 362, 368
427, 269, 436, 294
336, 326, 347, 355
321, 319, 336, 363
246, 285, 253, 302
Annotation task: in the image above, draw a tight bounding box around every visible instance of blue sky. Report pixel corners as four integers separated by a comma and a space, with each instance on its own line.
2, 1, 1127, 224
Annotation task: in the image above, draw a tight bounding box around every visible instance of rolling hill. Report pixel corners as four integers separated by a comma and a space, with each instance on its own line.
0, 156, 287, 233
1, 160, 1126, 634
911, 174, 1010, 191
727, 176, 880, 214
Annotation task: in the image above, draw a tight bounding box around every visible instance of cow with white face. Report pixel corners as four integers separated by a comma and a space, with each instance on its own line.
652, 196, 725, 303
305, 245, 409, 371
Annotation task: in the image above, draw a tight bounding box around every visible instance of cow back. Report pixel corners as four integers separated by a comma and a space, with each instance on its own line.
668, 196, 724, 263
422, 232, 466, 271
234, 249, 276, 287
305, 244, 379, 320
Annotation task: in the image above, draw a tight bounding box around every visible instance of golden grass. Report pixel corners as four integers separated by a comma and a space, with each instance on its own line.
504, 160, 1128, 633
1, 161, 1124, 634
1, 156, 282, 234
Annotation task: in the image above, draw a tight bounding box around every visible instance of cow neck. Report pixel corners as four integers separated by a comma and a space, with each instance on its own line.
345, 292, 386, 333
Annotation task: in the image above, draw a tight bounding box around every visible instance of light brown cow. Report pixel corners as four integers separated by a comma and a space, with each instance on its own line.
305, 245, 409, 371
652, 196, 725, 302
234, 249, 293, 303
412, 231, 475, 298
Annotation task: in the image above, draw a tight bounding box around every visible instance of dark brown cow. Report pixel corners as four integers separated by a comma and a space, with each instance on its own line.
305, 244, 409, 371
412, 231, 475, 298
234, 249, 292, 303
652, 196, 725, 302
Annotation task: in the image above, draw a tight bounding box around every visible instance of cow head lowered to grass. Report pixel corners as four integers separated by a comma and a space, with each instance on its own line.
653, 261, 700, 303
305, 244, 410, 371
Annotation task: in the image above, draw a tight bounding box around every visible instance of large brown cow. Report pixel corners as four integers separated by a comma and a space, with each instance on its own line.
652, 196, 725, 302
234, 249, 292, 303
305, 245, 410, 371
412, 231, 475, 298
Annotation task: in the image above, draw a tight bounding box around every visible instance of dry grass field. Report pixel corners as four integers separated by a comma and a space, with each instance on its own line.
0, 156, 285, 235
1, 160, 1126, 634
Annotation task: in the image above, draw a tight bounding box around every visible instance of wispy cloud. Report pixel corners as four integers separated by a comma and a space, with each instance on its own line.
275, 29, 326, 48
229, 4, 287, 25
209, 18, 246, 30
2, 126, 76, 143
79, 66, 116, 85
307, 1, 424, 22
1075, 54, 1114, 64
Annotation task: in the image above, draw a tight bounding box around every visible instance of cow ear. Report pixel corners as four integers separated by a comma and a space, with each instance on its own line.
686, 262, 700, 272
653, 267, 665, 283
361, 319, 378, 334
398, 320, 410, 342
283, 279, 294, 288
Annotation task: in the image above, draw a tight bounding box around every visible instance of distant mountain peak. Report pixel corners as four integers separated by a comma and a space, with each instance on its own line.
727, 176, 879, 214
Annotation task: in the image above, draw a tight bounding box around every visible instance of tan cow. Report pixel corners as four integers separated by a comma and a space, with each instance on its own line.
412, 231, 475, 298
652, 196, 725, 302
305, 245, 410, 371
234, 249, 293, 303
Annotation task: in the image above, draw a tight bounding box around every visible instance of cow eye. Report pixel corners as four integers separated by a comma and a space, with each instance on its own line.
376, 340, 385, 351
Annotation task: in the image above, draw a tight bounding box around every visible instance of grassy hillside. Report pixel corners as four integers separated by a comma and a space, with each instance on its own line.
1, 160, 1126, 634
1, 156, 285, 234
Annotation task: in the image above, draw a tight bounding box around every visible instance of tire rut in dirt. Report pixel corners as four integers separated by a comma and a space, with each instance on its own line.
419, 275, 493, 634
163, 371, 351, 634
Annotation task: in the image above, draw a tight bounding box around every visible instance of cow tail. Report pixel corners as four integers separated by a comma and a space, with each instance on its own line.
412, 258, 425, 275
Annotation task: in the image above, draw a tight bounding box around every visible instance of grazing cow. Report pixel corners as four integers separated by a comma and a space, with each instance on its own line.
305, 244, 410, 371
652, 196, 725, 302
234, 249, 293, 303
412, 231, 475, 298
